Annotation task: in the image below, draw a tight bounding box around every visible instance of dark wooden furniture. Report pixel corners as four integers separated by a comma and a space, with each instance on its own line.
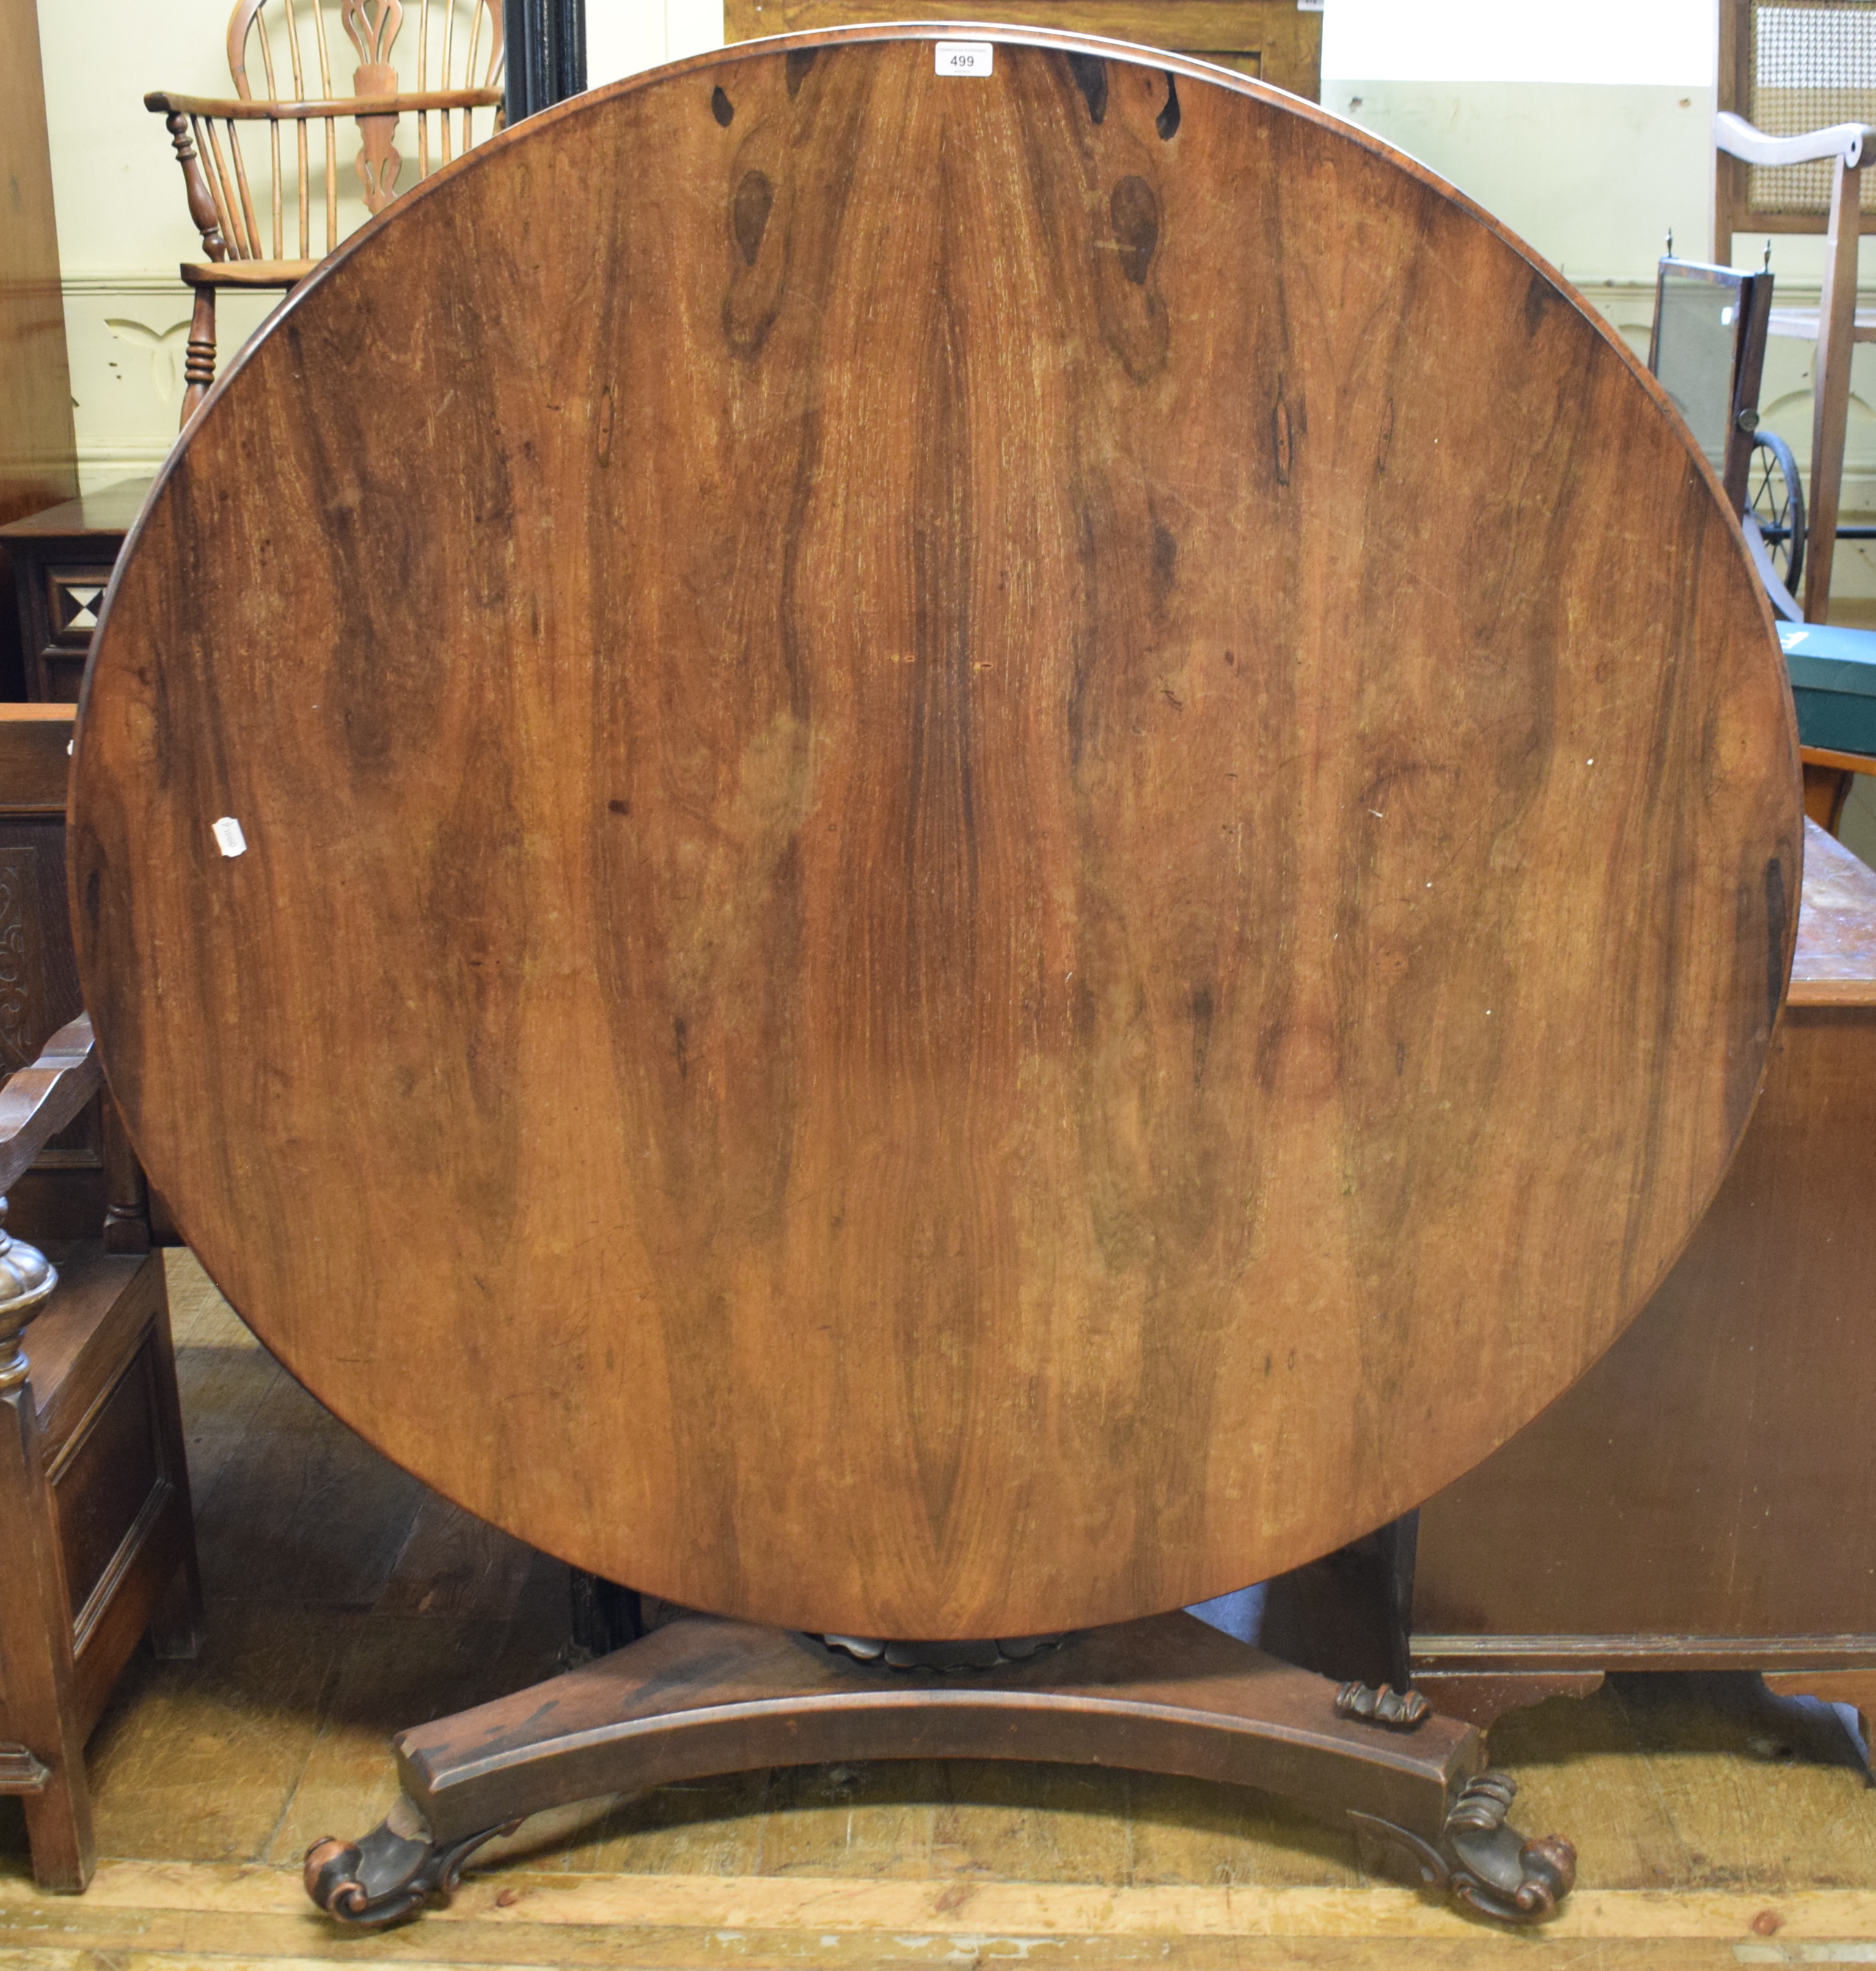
310, 1610, 1530, 1928
73, 27, 1801, 1930
0, 1014, 203, 1892
0, 483, 152, 706
724, 1, 1323, 98
0, 703, 178, 1245
0, 705, 131, 1245
0, 704, 201, 1893
1394, 822, 1876, 1738
1801, 738, 1876, 829
0, 0, 81, 701
147, 0, 505, 424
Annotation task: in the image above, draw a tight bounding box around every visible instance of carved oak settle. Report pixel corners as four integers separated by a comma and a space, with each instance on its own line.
71, 27, 1800, 1930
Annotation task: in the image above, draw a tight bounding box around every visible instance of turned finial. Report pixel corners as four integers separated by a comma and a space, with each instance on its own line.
0, 1199, 58, 1392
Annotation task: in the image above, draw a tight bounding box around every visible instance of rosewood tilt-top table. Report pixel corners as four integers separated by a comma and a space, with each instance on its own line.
67, 25, 1800, 1930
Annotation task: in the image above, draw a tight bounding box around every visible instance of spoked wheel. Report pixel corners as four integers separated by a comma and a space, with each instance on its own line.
1748, 429, 1805, 595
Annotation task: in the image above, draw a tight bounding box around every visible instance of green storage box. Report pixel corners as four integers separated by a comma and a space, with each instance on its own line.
1780, 622, 1876, 756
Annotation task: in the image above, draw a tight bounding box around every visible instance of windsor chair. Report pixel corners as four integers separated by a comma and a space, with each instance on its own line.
145, 0, 505, 426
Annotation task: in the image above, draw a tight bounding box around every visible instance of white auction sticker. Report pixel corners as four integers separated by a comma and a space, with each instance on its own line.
212, 816, 248, 858
936, 40, 993, 76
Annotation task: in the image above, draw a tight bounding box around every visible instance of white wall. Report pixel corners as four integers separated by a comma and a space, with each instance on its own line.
1325, 0, 1716, 284
1326, 0, 1715, 88
587, 0, 725, 87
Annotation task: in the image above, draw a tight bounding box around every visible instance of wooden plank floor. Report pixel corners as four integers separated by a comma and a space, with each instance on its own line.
1, 1254, 1873, 1967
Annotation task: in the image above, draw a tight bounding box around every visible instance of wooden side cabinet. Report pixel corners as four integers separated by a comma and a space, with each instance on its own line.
0, 480, 150, 705
0, 707, 172, 1246
722, 2, 1324, 100
1402, 821, 1876, 1735
1, 1232, 203, 1889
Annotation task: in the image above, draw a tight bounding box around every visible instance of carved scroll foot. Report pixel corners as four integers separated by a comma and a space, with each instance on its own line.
1352, 1770, 1577, 1925
1334, 1679, 1431, 1729
304, 1796, 513, 1931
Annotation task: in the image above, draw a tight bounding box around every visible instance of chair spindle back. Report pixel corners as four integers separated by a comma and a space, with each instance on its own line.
175, 0, 504, 268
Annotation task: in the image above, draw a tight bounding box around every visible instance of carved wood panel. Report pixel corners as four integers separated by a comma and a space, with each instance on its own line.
6, 828, 98, 1176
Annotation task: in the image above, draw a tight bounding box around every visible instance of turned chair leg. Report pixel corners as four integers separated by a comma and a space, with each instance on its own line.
181, 287, 217, 428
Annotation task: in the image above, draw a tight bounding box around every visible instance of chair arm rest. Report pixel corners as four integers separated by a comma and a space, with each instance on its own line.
145, 87, 502, 120
0, 1016, 102, 1199
1715, 109, 1875, 168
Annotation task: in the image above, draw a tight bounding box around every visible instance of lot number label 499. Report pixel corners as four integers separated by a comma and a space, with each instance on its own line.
937, 41, 994, 75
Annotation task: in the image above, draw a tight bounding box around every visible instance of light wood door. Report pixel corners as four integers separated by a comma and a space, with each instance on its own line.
724, 1, 1323, 99
0, 0, 78, 698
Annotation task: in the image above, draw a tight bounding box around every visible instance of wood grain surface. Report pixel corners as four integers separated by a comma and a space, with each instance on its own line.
1790, 818, 1876, 1001
70, 28, 1800, 1638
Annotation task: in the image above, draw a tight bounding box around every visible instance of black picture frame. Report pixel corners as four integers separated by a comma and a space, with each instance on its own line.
505, 0, 587, 122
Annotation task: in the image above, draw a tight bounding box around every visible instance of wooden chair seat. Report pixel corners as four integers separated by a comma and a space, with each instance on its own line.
180, 258, 318, 290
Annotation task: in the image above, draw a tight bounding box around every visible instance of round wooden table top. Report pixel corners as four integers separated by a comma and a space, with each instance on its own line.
73, 28, 1800, 1639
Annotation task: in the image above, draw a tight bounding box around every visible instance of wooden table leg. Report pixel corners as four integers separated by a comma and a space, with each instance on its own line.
304, 1611, 1575, 1931
1803, 760, 1855, 833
